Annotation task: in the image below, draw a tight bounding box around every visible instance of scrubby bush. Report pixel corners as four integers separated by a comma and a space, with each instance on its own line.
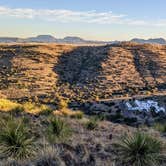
114, 132, 166, 166
47, 117, 72, 143
85, 117, 98, 130
154, 123, 166, 133
0, 118, 36, 160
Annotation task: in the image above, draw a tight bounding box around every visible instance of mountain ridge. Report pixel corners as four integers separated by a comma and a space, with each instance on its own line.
0, 35, 115, 44
0, 35, 166, 45
131, 38, 166, 44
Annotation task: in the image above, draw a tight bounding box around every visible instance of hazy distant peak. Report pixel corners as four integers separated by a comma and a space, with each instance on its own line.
131, 38, 166, 44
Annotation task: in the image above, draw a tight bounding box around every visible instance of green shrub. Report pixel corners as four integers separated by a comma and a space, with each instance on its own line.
85, 117, 98, 130
47, 117, 72, 143
0, 118, 36, 160
114, 132, 166, 166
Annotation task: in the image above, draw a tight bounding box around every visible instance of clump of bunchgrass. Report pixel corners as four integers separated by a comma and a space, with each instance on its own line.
114, 132, 166, 166
35, 145, 64, 166
47, 117, 72, 143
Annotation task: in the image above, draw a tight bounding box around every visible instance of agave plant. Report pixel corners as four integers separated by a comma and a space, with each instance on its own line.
0, 118, 36, 160
114, 132, 166, 166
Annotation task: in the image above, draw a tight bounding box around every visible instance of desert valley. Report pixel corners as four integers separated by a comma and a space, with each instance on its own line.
0, 40, 165, 166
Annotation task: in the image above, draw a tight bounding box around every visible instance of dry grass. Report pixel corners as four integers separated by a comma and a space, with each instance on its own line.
23, 102, 50, 114
0, 99, 22, 112
0, 99, 51, 115
53, 108, 84, 119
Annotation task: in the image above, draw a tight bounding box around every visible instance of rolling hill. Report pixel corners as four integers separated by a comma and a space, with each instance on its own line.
0, 42, 165, 103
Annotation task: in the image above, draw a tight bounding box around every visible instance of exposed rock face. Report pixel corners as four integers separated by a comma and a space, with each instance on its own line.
84, 97, 166, 126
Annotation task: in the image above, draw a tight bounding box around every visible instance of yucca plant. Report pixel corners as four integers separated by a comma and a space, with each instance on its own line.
47, 117, 72, 143
114, 132, 166, 166
0, 118, 36, 160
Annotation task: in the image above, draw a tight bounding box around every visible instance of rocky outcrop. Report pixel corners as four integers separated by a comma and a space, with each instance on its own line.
84, 98, 166, 126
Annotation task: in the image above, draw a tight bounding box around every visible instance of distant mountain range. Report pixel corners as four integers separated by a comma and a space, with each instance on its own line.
131, 38, 166, 44
0, 35, 116, 44
0, 35, 166, 45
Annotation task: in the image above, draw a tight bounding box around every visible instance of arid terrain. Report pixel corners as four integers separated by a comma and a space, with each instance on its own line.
0, 42, 166, 103
0, 42, 166, 166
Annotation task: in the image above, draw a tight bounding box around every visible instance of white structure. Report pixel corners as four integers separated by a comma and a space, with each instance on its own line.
126, 100, 165, 113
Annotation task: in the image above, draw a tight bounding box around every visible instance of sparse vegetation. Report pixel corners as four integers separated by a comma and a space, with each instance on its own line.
0, 43, 165, 102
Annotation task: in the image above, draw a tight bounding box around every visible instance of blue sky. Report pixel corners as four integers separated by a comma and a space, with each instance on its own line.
0, 0, 166, 40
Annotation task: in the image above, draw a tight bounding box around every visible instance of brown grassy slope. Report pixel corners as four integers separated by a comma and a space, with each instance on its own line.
0, 42, 165, 102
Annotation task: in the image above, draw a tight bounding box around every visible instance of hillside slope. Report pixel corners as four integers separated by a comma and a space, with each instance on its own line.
0, 42, 165, 102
